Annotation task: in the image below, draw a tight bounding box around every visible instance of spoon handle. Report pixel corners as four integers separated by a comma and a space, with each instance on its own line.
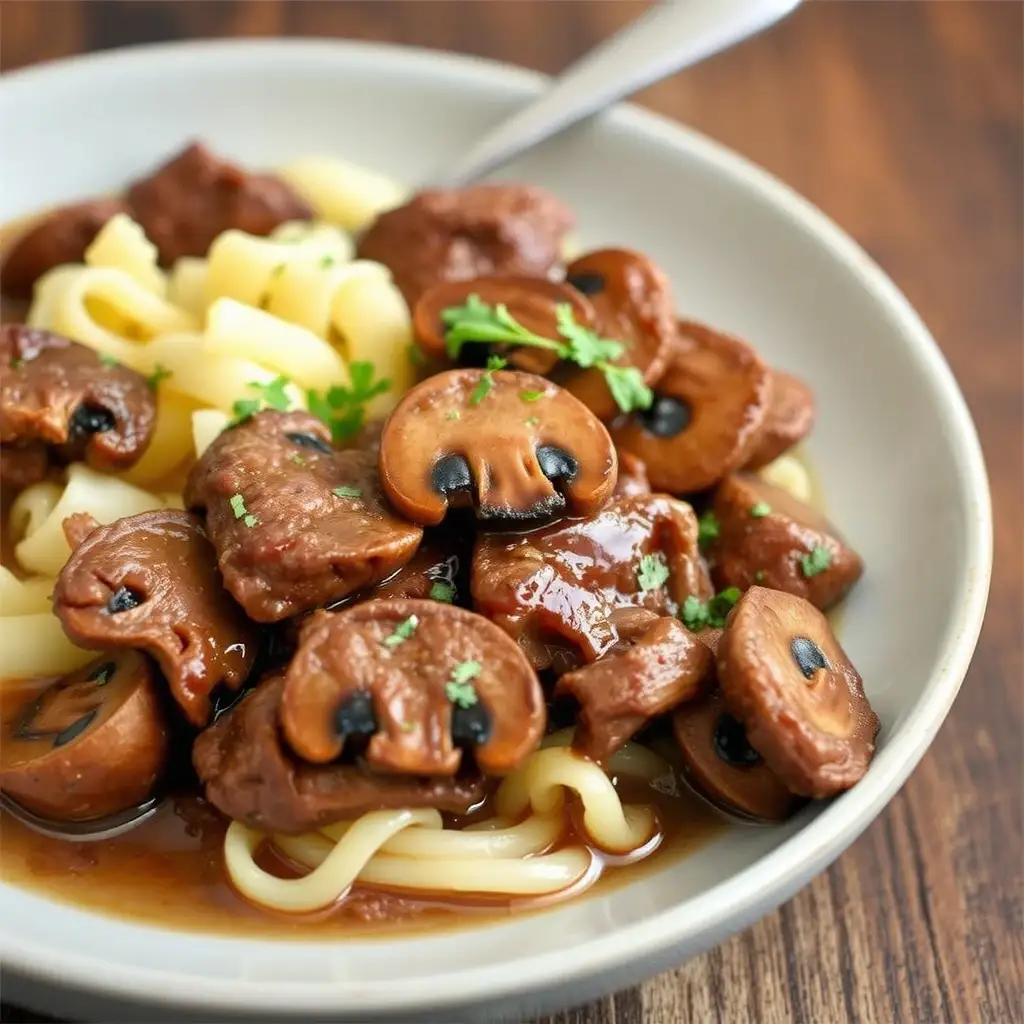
432, 0, 803, 188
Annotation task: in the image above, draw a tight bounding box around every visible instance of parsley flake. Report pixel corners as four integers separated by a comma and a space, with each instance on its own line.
754, 570, 766, 583
383, 614, 419, 648
429, 581, 456, 604
445, 680, 479, 709
99, 353, 119, 369
307, 361, 390, 443
9, 357, 25, 370
87, 661, 116, 686
445, 410, 461, 421
469, 355, 507, 405
520, 390, 545, 403
697, 510, 720, 548
449, 659, 481, 685
290, 453, 306, 466
146, 363, 172, 391
800, 546, 832, 578
320, 254, 336, 269
400, 721, 417, 733
441, 295, 652, 413
230, 375, 294, 426
406, 343, 426, 368
636, 553, 670, 592
332, 486, 362, 499
750, 502, 771, 518
680, 587, 742, 631
243, 513, 259, 528
525, 416, 540, 427
229, 493, 248, 520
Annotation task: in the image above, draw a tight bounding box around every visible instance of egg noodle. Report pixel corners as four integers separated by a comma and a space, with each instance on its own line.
1, 153, 813, 912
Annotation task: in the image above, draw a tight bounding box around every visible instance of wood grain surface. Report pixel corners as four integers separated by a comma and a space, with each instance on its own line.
1, 2, 1021, 1022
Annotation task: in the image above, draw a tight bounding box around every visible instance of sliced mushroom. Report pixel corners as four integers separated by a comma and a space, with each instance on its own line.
717, 587, 879, 798
744, 370, 815, 470
185, 410, 423, 622
556, 616, 711, 762
53, 509, 258, 727
560, 249, 676, 420
610, 322, 772, 493
356, 184, 573, 308
379, 368, 616, 525
413, 275, 595, 375
672, 686, 799, 821
472, 494, 713, 671
281, 600, 545, 777
1, 198, 129, 300
707, 472, 863, 611
193, 676, 485, 835
614, 449, 651, 497
126, 142, 312, 266
0, 652, 169, 821
1, 324, 156, 475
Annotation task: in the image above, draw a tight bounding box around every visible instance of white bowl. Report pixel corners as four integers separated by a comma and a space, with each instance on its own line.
0, 39, 991, 1023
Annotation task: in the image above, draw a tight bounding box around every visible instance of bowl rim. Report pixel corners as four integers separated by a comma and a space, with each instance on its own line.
0, 36, 993, 1018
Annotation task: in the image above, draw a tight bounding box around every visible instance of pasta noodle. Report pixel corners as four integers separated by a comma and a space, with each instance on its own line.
0, 612, 94, 678
191, 409, 230, 459
540, 728, 674, 784
0, 568, 53, 616
205, 299, 349, 391
14, 464, 166, 577
9, 482, 63, 546
84, 214, 166, 297
758, 452, 812, 503
119, 391, 198, 487
330, 270, 416, 418
277, 156, 407, 233
166, 257, 209, 320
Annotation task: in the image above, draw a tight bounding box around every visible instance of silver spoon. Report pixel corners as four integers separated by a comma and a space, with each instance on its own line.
431, 0, 803, 188
0, 791, 162, 842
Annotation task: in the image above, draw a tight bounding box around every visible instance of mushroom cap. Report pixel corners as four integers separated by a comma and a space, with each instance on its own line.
186, 410, 424, 622
1, 198, 129, 299
556, 615, 712, 762
672, 686, 799, 822
610, 322, 772, 494
412, 274, 595, 375
717, 587, 879, 798
708, 472, 863, 611
194, 675, 485, 834
378, 368, 617, 525
744, 370, 815, 471
561, 249, 675, 420
53, 509, 258, 727
0, 324, 156, 473
0, 651, 169, 821
280, 599, 546, 777
472, 494, 713, 669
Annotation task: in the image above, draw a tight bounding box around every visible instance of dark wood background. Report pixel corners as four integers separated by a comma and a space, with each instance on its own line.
1, 2, 1021, 1022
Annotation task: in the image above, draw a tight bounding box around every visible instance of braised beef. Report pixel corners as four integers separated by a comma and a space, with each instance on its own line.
744, 370, 815, 470
53, 510, 258, 727
379, 368, 616, 525
0, 651, 169, 821
1, 198, 129, 299
707, 473, 863, 611
556, 616, 711, 762
281, 600, 545, 776
0, 441, 48, 490
185, 410, 423, 622
472, 494, 713, 671
193, 676, 485, 834
126, 142, 312, 266
356, 184, 573, 307
1, 324, 156, 478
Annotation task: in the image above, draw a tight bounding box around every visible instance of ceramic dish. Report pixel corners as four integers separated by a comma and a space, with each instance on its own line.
0, 39, 991, 1023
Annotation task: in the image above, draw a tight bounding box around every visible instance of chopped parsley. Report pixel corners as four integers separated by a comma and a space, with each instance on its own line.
429, 581, 456, 604
697, 510, 720, 548
146, 363, 172, 391
754, 570, 766, 583
520, 390, 544, 403
636, 552, 670, 592
290, 453, 306, 466
230, 375, 294, 426
229, 493, 248, 519
800, 546, 832, 578
406, 342, 426, 367
383, 614, 419, 648
99, 353, 120, 369
243, 514, 259, 529
750, 502, 771, 518
87, 661, 116, 686
333, 485, 363, 499
307, 361, 390, 443
441, 294, 652, 414
320, 254, 336, 269
469, 355, 507, 406
680, 586, 742, 631
525, 416, 540, 427
446, 660, 481, 708
9, 357, 24, 370
400, 721, 417, 733
445, 410, 461, 421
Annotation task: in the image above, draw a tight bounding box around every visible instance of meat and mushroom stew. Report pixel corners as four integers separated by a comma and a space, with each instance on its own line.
0, 142, 877, 934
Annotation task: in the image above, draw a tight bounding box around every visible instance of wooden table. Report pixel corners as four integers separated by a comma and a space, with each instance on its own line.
1, 2, 1021, 1022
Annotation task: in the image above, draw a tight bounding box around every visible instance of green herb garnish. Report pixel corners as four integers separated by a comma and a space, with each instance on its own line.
525, 416, 540, 427
332, 486, 362, 499
446, 660, 481, 708
99, 353, 119, 369
307, 361, 390, 443
146, 363, 172, 391
636, 553, 670, 592
230, 375, 294, 426
697, 510, 720, 548
9, 357, 25, 370
290, 453, 306, 466
754, 570, 766, 583
520, 390, 544, 403
680, 586, 742, 631
229, 494, 248, 519
429, 581, 456, 604
87, 661, 116, 686
383, 614, 419, 648
469, 355, 507, 406
800, 546, 832, 578
320, 254, 336, 269
400, 721, 417, 733
441, 295, 652, 414
445, 410, 461, 421
243, 514, 259, 529
406, 343, 426, 367
750, 502, 771, 518
449, 659, 481, 685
